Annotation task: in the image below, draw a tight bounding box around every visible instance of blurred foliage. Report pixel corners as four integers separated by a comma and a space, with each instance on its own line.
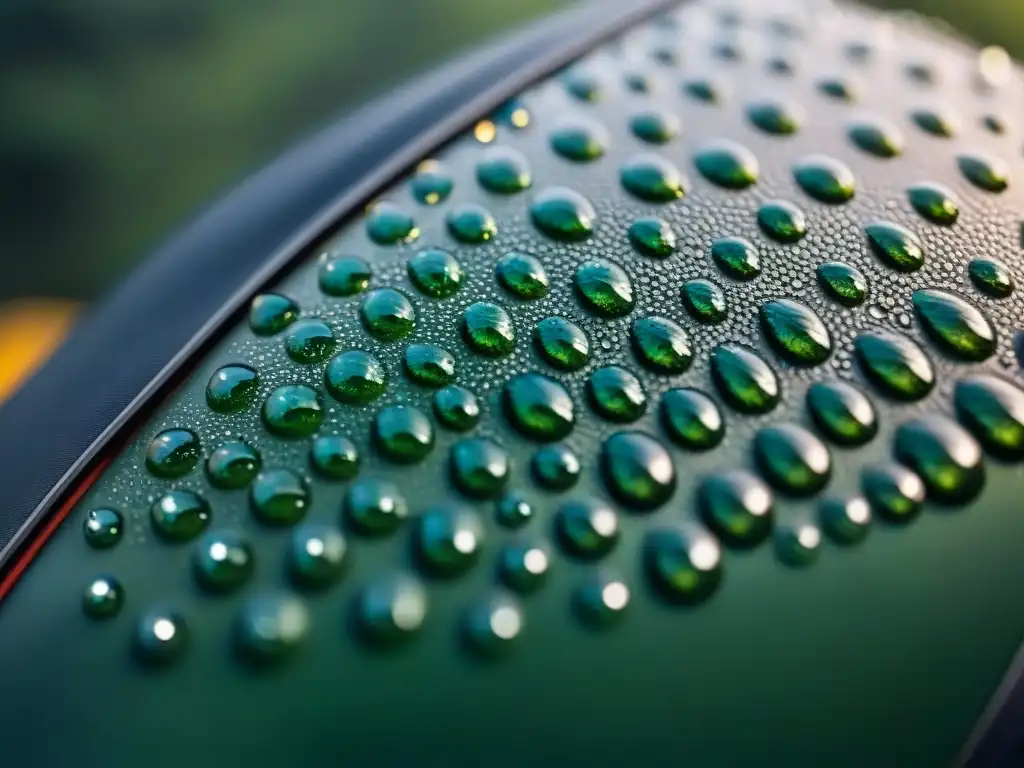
0, 0, 1020, 302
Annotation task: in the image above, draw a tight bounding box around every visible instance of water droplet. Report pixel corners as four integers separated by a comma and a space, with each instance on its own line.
496, 252, 549, 299
958, 152, 1010, 193
262, 384, 324, 437
492, 98, 530, 129
250, 294, 298, 336
906, 62, 936, 84
908, 182, 959, 226
550, 119, 609, 162
760, 298, 832, 366
588, 365, 647, 423
476, 147, 531, 194
620, 153, 686, 202
865, 221, 924, 272
504, 373, 574, 442
982, 114, 1007, 134
416, 506, 484, 577
661, 388, 724, 450
532, 443, 581, 491
235, 593, 309, 665
447, 203, 498, 243
366, 202, 418, 245
285, 318, 336, 364
288, 524, 347, 589
146, 428, 201, 479
462, 301, 516, 357
193, 531, 253, 592
911, 107, 959, 137
151, 491, 210, 542
319, 255, 371, 297
630, 316, 692, 373
628, 217, 677, 257
564, 69, 604, 102
774, 521, 822, 567
500, 543, 550, 594
496, 492, 533, 529
207, 441, 261, 490
683, 77, 725, 103
355, 574, 427, 647
968, 258, 1014, 298
895, 416, 985, 504
817, 262, 868, 307
806, 381, 877, 446
711, 343, 780, 413
757, 200, 807, 243
83, 575, 123, 620
345, 479, 407, 536
848, 119, 904, 158
747, 99, 803, 134
681, 279, 728, 323
630, 110, 680, 144
818, 77, 859, 101
912, 289, 996, 361
374, 404, 434, 463
862, 465, 925, 524
433, 385, 480, 432
309, 435, 359, 480
711, 236, 760, 280
819, 497, 872, 545
83, 508, 123, 549
955, 375, 1024, 460
410, 163, 453, 205
134, 609, 187, 666
403, 344, 456, 388
693, 140, 759, 189
574, 260, 635, 317
624, 71, 652, 93
601, 431, 675, 510
451, 438, 510, 498
754, 424, 831, 495
855, 332, 934, 400
575, 571, 631, 626
206, 364, 259, 414
463, 594, 524, 658
530, 187, 596, 241
534, 316, 589, 371
698, 470, 774, 547
250, 469, 308, 526
643, 523, 723, 604
793, 155, 855, 204
556, 499, 619, 560
407, 249, 463, 299
360, 288, 416, 341
325, 350, 387, 405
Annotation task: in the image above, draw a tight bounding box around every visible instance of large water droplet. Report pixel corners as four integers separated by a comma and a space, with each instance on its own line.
908, 182, 959, 226
366, 202, 419, 245
848, 119, 904, 158
309, 435, 359, 480
325, 350, 387, 405
235, 593, 310, 665
819, 497, 872, 545
285, 318, 336, 364
360, 288, 415, 341
504, 373, 574, 442
601, 431, 676, 510
683, 77, 726, 103
462, 594, 524, 659
497, 252, 549, 299
866, 221, 924, 272
620, 153, 686, 202
288, 524, 347, 589
895, 416, 984, 504
862, 465, 926, 524
408, 249, 463, 299
476, 147, 531, 194
532, 443, 581, 491
712, 236, 760, 280
588, 365, 647, 422
447, 203, 497, 243
819, 76, 860, 102
534, 316, 589, 371
630, 110, 680, 144
373, 404, 434, 463
698, 470, 774, 547
817, 262, 868, 307
550, 119, 609, 162
661, 388, 724, 450
345, 479, 407, 536
134, 609, 187, 666
83, 575, 123, 620
564, 69, 604, 102
319, 254, 371, 297
575, 570, 631, 626
263, 385, 324, 437
207, 441, 262, 489
793, 155, 855, 203
530, 187, 596, 241
630, 316, 692, 373
760, 299, 832, 365
451, 438, 510, 499
146, 429, 201, 479
711, 343, 780, 413
774, 521, 822, 567
403, 344, 456, 387
355, 574, 427, 647
151, 491, 210, 542
250, 293, 298, 336
643, 523, 723, 604
556, 499, 619, 560
955, 375, 1024, 460
693, 140, 759, 189
409, 162, 453, 206
855, 332, 934, 400
755, 424, 831, 495
499, 542, 550, 594
463, 301, 516, 357
912, 289, 996, 361
969, 258, 1014, 298
911, 106, 960, 137
806, 381, 877, 446
415, 506, 484, 577
193, 531, 254, 592
628, 217, 677, 258
681, 279, 728, 323
747, 99, 803, 134
83, 508, 123, 549
433, 385, 480, 432
757, 200, 807, 243
958, 152, 1010, 192
250, 469, 308, 526
496, 492, 533, 529
574, 260, 635, 317
206, 365, 259, 413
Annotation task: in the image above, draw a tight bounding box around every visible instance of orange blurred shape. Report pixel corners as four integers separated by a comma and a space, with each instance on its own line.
0, 300, 79, 404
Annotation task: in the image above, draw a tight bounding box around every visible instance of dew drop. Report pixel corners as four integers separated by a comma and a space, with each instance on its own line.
806, 381, 877, 446
698, 470, 774, 547
534, 316, 589, 371
451, 438, 511, 499
710, 343, 780, 414
912, 289, 996, 361
193, 531, 254, 592
588, 365, 647, 423
643, 523, 723, 604
344, 479, 407, 536
360, 288, 416, 341
373, 404, 434, 464
151, 491, 210, 542
693, 140, 759, 189
754, 424, 831, 496
817, 262, 868, 307
496, 252, 549, 299
556, 499, 619, 560
415, 506, 485, 577
262, 385, 324, 437
530, 187, 596, 241
503, 373, 574, 442
757, 200, 807, 243
325, 350, 387, 405
681, 279, 728, 323
462, 301, 516, 357
532, 443, 581, 491
433, 385, 481, 432
319, 255, 371, 297
250, 469, 309, 527
894, 416, 984, 504
403, 343, 456, 388
854, 332, 934, 400
408, 249, 463, 299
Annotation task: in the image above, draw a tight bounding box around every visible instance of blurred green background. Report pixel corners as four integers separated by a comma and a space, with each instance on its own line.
0, 0, 1020, 304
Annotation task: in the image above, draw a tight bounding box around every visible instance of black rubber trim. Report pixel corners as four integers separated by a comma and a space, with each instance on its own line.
958, 643, 1024, 767
0, 0, 679, 572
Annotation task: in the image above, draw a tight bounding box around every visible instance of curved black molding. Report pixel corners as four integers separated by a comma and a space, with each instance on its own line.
959, 643, 1024, 767
0, 0, 677, 565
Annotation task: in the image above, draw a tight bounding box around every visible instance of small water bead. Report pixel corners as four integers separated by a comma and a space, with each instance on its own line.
462, 302, 516, 357
235, 593, 310, 665
374, 404, 434, 464
532, 443, 581, 491
564, 69, 604, 102
345, 479, 407, 536
854, 332, 934, 400
683, 76, 726, 104
806, 381, 877, 446
356, 574, 427, 647
793, 155, 855, 204
556, 499, 619, 560
409, 163, 453, 205
958, 153, 1010, 193
574, 260, 635, 317
193, 531, 254, 593
534, 316, 589, 371
713, 41, 744, 61
711, 237, 760, 281
82, 576, 123, 620
911, 107, 960, 137
601, 431, 676, 510
693, 140, 759, 189
366, 202, 418, 245
360, 288, 416, 341
463, 594, 524, 659
206, 364, 259, 414
134, 609, 188, 666
451, 438, 510, 499
504, 373, 574, 442
250, 469, 309, 526
650, 43, 682, 67
447, 203, 498, 244
969, 258, 1014, 298
309, 435, 359, 480
250, 293, 298, 336
643, 523, 723, 605
757, 200, 806, 243
818, 77, 859, 101
862, 465, 926, 524
955, 376, 1024, 460
207, 441, 261, 490
262, 385, 324, 437
983, 114, 1008, 133
819, 497, 872, 545
499, 543, 550, 594
661, 388, 724, 450
288, 524, 347, 589
630, 110, 680, 144
530, 187, 596, 241
754, 424, 832, 496
817, 262, 868, 307
433, 385, 480, 432
630, 316, 693, 373
774, 522, 822, 567
407, 249, 463, 299
759, 299, 832, 366
865, 221, 924, 272
284, 319, 336, 364
766, 55, 796, 76
151, 491, 210, 542
848, 119, 904, 158
711, 343, 780, 414
912, 289, 996, 361
908, 182, 959, 226
575, 571, 630, 627
319, 255, 371, 297
845, 42, 873, 62
698, 470, 774, 547
496, 252, 549, 299
325, 350, 387, 405
403, 344, 456, 387
905, 62, 936, 84
84, 508, 123, 549
747, 99, 803, 135
497, 493, 533, 529
146, 428, 201, 479
492, 98, 530, 129
550, 119, 609, 162
416, 506, 485, 577
476, 147, 531, 194
624, 71, 652, 93
681, 279, 727, 323
619, 153, 686, 202
896, 417, 985, 504
628, 217, 676, 258
589, 366, 647, 423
